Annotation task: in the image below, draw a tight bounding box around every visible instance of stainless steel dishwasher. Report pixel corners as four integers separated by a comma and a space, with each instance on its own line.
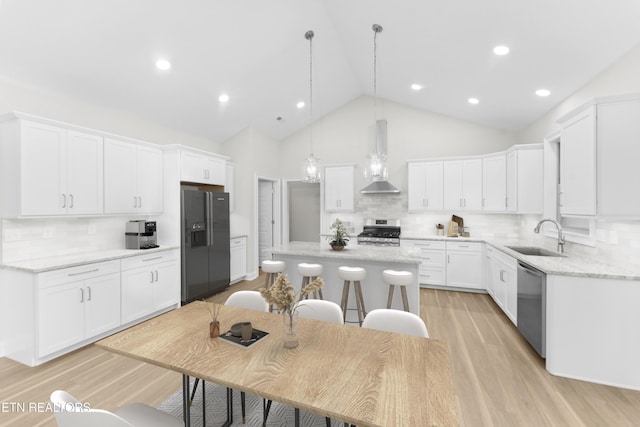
517, 261, 546, 357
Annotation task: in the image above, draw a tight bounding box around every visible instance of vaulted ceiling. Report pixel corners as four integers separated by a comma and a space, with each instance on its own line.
1, 0, 639, 142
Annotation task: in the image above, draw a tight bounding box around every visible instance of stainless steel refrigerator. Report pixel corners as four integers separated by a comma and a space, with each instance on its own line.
181, 188, 230, 304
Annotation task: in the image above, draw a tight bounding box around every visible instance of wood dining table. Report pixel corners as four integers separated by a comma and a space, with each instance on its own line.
95, 301, 459, 427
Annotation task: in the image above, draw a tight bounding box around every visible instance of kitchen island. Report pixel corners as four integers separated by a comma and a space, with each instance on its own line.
266, 241, 422, 317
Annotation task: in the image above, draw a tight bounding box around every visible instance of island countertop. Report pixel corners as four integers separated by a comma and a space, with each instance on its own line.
266, 241, 422, 265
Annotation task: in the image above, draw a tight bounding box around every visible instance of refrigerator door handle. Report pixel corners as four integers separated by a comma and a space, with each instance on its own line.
206, 192, 213, 246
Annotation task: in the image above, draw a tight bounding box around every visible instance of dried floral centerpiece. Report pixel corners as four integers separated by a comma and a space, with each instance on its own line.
202, 300, 221, 338
327, 218, 349, 250
259, 273, 324, 348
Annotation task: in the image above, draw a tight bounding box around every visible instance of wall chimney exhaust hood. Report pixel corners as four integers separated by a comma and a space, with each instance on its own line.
361, 120, 400, 194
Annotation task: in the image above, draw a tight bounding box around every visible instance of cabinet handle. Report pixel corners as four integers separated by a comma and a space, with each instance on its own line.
505, 197, 508, 208
142, 256, 163, 262
80, 288, 84, 303
500, 270, 505, 282
150, 271, 154, 283
447, 254, 450, 264
86, 286, 91, 301
463, 198, 466, 208
204, 169, 207, 179
459, 198, 463, 208
69, 194, 74, 208
482, 198, 485, 208
155, 270, 159, 282
61, 194, 66, 208
425, 199, 429, 208
133, 196, 138, 208
68, 268, 99, 277
458, 245, 469, 248
138, 196, 142, 208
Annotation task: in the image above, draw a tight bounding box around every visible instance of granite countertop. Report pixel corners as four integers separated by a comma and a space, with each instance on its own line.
403, 234, 639, 281
0, 245, 180, 273
267, 241, 422, 265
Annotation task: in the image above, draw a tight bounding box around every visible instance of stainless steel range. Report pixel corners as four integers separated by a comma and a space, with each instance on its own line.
357, 219, 401, 246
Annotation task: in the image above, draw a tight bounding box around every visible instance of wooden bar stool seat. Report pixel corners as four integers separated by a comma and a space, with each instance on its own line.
383, 269, 413, 312
338, 266, 367, 326
297, 263, 324, 300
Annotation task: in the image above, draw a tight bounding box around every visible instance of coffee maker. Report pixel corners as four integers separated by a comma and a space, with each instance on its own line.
125, 220, 159, 249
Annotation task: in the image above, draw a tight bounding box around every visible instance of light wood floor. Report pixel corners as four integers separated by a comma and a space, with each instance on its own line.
2, 275, 640, 426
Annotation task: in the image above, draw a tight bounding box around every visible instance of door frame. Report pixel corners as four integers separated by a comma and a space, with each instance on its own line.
254, 174, 281, 272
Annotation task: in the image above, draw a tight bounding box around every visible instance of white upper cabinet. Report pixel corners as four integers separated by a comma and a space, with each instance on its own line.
557, 94, 640, 217
325, 165, 354, 212
408, 161, 443, 211
181, 150, 226, 186
0, 117, 103, 217
443, 158, 482, 211
506, 145, 543, 214
104, 138, 163, 214
482, 154, 506, 212
596, 99, 640, 216
558, 106, 597, 216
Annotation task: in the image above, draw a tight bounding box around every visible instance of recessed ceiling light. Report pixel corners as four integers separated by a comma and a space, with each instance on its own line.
155, 59, 171, 70
296, 101, 305, 109
468, 98, 479, 105
493, 45, 510, 56
218, 94, 229, 103
536, 89, 551, 97
411, 84, 423, 91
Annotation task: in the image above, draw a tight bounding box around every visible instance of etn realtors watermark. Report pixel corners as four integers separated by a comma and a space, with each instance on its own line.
1, 401, 90, 413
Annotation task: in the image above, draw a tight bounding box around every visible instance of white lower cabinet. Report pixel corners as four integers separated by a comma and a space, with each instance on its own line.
121, 249, 180, 324
445, 241, 483, 290
39, 264, 120, 357
486, 246, 517, 325
401, 239, 446, 287
230, 236, 247, 284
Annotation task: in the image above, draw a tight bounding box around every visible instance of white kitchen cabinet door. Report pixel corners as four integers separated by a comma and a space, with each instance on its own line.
325, 165, 354, 212
506, 150, 517, 212
490, 250, 517, 325
181, 150, 226, 185
515, 147, 543, 214
597, 100, 640, 216
38, 281, 85, 356
104, 138, 138, 213
19, 121, 67, 216
104, 138, 163, 214
484, 246, 496, 298
121, 267, 155, 324
230, 236, 247, 283
153, 260, 179, 311
204, 156, 226, 186
83, 273, 121, 338
446, 242, 482, 289
408, 161, 443, 211
66, 130, 103, 215
482, 154, 506, 212
444, 159, 482, 211
136, 144, 163, 213
559, 107, 596, 216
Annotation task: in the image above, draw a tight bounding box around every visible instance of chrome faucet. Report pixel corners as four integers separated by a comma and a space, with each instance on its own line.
534, 218, 565, 254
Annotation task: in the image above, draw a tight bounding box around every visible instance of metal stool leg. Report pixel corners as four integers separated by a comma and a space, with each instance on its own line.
355, 280, 367, 319
340, 280, 350, 323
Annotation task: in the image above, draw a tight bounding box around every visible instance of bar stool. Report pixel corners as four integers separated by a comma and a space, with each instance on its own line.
383, 269, 412, 312
262, 260, 286, 312
297, 263, 324, 300
338, 266, 367, 326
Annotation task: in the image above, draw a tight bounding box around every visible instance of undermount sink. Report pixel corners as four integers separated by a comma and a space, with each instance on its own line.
505, 246, 565, 257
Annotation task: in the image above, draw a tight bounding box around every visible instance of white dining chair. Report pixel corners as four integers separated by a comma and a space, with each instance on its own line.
224, 290, 269, 312
295, 299, 344, 324
49, 390, 183, 427
362, 308, 429, 338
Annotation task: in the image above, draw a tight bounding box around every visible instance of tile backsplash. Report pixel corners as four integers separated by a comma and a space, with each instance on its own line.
1, 217, 153, 263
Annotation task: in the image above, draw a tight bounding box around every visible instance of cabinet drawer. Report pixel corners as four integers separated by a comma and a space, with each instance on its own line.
418, 268, 445, 286
230, 237, 246, 248
418, 249, 446, 267
402, 239, 446, 250
39, 260, 120, 289
121, 249, 179, 271
446, 241, 481, 252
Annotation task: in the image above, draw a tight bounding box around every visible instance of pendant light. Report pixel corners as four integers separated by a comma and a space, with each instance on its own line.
301, 30, 321, 183
364, 23, 387, 182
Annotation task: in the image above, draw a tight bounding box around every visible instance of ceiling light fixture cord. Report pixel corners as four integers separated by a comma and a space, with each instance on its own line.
373, 24, 382, 151
306, 30, 314, 157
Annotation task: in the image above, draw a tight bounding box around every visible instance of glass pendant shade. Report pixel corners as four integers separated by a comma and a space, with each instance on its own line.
364, 152, 387, 181
302, 154, 321, 183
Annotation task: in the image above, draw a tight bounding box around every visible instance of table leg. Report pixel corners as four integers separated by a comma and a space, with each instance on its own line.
202, 380, 206, 427
222, 387, 233, 427
182, 374, 191, 427
295, 408, 300, 427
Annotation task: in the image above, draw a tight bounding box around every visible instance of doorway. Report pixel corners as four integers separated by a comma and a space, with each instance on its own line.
285, 181, 321, 242
257, 179, 277, 266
